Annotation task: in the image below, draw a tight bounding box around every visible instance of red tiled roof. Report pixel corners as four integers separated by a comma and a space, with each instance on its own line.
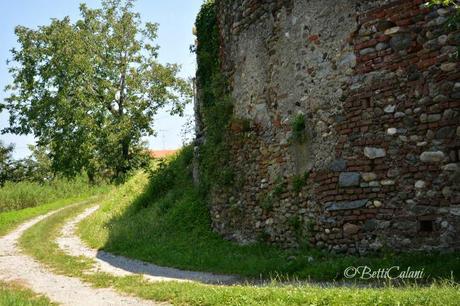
149, 149, 178, 158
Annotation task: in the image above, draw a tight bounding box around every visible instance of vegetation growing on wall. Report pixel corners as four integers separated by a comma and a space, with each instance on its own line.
292, 171, 309, 193
291, 113, 308, 143
195, 0, 234, 191
428, 0, 460, 56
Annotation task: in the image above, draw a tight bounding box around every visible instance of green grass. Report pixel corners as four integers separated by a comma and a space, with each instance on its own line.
19, 199, 460, 306
0, 195, 106, 237
0, 176, 105, 213
78, 147, 460, 282
0, 281, 54, 306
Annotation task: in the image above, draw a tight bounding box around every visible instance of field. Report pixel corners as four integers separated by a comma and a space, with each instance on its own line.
0, 176, 106, 213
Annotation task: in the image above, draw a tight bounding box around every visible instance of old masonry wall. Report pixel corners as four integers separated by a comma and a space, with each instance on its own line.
196, 0, 460, 254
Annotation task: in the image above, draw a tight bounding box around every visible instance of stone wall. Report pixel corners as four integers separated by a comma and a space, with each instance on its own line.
197, 0, 460, 253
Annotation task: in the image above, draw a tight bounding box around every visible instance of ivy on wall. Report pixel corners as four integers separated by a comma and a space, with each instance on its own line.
195, 0, 234, 194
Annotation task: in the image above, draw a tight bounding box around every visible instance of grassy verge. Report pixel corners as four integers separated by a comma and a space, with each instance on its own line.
0, 281, 54, 306
78, 147, 460, 281
19, 199, 460, 305
0, 194, 107, 237
0, 176, 106, 213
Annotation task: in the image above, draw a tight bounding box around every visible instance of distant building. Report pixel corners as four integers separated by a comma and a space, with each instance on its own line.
149, 149, 177, 158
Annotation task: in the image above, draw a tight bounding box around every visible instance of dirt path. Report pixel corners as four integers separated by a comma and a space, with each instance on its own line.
0, 208, 164, 306
57, 205, 240, 284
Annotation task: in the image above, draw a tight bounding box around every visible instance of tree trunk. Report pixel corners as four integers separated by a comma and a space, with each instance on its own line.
122, 137, 129, 168
115, 137, 130, 180
115, 49, 129, 180
87, 169, 96, 185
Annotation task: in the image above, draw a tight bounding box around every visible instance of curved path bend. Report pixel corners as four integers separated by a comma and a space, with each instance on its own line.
0, 207, 163, 306
56, 206, 379, 289
57, 205, 240, 284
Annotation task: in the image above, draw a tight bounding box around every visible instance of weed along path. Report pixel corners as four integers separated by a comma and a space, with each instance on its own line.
0, 207, 162, 306
57, 205, 239, 284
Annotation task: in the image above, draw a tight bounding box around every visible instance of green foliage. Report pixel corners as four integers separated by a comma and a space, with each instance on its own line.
2, 0, 191, 181
195, 0, 235, 192
195, 0, 221, 108
262, 178, 286, 211
305, 218, 315, 233
273, 177, 286, 196
0, 143, 55, 186
292, 171, 309, 193
428, 0, 456, 7
23, 145, 54, 182
288, 215, 303, 240
428, 0, 460, 29
257, 230, 271, 243
0, 176, 105, 213
291, 113, 308, 143
288, 215, 301, 230
261, 193, 275, 211
0, 141, 15, 186
134, 146, 193, 209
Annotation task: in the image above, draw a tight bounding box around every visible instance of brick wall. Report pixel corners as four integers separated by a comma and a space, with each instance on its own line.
197, 0, 460, 253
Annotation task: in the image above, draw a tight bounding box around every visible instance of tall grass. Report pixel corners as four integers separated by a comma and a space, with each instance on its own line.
0, 176, 104, 213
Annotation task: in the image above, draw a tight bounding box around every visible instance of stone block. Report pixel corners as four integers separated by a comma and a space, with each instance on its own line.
364, 147, 386, 159
329, 159, 347, 172
420, 151, 445, 163
361, 172, 377, 182
325, 199, 368, 211
339, 172, 360, 187
343, 223, 360, 236
390, 33, 412, 51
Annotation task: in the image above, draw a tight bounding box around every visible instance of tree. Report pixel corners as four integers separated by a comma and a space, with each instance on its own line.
22, 144, 54, 182
2, 0, 191, 182
0, 142, 54, 185
0, 141, 15, 186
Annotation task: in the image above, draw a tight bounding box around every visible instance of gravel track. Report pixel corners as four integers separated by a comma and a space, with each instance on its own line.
57, 205, 240, 284
0, 206, 164, 306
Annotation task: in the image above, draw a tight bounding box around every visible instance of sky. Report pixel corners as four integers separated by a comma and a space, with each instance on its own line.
0, 0, 202, 159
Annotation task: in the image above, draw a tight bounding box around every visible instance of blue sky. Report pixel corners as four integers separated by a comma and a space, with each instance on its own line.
0, 0, 202, 159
